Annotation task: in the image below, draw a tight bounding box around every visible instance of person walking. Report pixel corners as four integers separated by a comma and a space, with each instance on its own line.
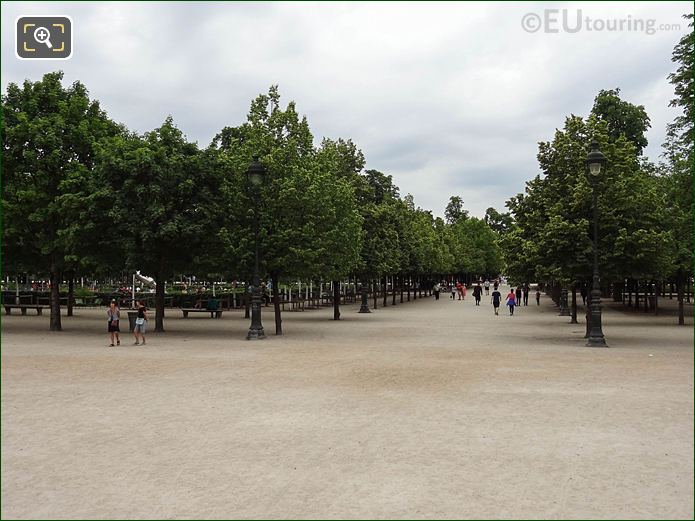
484, 279, 491, 296
456, 281, 464, 300
462, 283, 467, 300
515, 286, 522, 309
473, 283, 483, 306
107, 300, 121, 346
580, 285, 588, 306
450, 282, 457, 300
506, 290, 517, 315
491, 286, 502, 315
433, 282, 441, 301
133, 300, 148, 346
523, 284, 530, 306
536, 288, 541, 305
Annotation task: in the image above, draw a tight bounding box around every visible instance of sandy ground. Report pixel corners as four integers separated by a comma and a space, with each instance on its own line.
1, 287, 693, 519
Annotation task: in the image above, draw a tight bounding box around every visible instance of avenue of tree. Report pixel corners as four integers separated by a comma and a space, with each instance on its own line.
2, 15, 692, 332
2, 80, 502, 333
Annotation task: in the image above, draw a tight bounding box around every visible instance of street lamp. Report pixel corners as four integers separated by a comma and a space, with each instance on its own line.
246, 156, 266, 340
585, 140, 607, 347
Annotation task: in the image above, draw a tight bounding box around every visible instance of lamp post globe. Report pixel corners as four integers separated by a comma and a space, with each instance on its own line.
246, 156, 266, 187
585, 140, 607, 347
246, 156, 266, 340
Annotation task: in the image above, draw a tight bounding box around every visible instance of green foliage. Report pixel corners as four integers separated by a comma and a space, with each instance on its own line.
484, 207, 513, 235
213, 87, 363, 283
666, 14, 694, 157
445, 196, 469, 224
2, 71, 121, 276
95, 117, 222, 281
591, 88, 650, 155
662, 14, 694, 276
450, 217, 503, 276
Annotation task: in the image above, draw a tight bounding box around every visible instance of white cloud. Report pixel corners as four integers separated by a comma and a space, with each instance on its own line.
2, 1, 691, 218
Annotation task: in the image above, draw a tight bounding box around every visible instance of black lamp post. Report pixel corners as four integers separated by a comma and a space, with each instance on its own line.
246, 156, 266, 340
585, 140, 607, 347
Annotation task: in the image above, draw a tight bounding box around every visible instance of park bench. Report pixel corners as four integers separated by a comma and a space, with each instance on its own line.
4, 304, 50, 316
180, 308, 223, 318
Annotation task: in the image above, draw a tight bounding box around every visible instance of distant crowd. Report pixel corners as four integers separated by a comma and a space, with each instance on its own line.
431, 279, 541, 316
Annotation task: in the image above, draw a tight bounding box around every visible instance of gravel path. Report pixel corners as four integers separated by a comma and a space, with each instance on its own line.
2, 287, 692, 519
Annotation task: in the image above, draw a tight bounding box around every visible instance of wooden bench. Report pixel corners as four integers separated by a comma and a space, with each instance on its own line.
4, 305, 50, 316
181, 308, 223, 318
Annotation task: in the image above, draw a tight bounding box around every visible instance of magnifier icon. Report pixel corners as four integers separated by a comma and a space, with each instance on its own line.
33, 26, 53, 49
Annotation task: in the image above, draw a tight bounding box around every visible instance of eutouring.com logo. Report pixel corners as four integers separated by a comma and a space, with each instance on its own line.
521, 10, 681, 35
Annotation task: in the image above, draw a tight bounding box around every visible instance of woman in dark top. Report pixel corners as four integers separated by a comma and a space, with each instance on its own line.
133, 300, 148, 346
515, 286, 522, 309
491, 288, 502, 315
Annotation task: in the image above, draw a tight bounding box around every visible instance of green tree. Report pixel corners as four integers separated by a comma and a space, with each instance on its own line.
213, 87, 362, 331
507, 114, 673, 301
662, 13, 694, 324
591, 88, 650, 155
484, 207, 514, 235
95, 117, 223, 332
444, 195, 469, 224
2, 72, 121, 330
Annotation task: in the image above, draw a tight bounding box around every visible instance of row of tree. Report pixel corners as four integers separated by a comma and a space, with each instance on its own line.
492, 15, 693, 325
2, 78, 502, 333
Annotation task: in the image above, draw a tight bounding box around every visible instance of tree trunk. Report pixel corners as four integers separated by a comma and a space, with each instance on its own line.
154, 276, 165, 332
654, 280, 659, 316
677, 270, 685, 325
392, 276, 397, 306
372, 279, 378, 309
67, 274, 74, 317
49, 267, 62, 331
273, 271, 283, 334
687, 277, 691, 303
571, 285, 578, 324
584, 292, 591, 338
399, 275, 404, 303
612, 282, 621, 302
407, 276, 411, 301
332, 279, 340, 321
383, 276, 388, 307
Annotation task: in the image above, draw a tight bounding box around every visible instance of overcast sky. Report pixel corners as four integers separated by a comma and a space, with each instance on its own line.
2, 1, 691, 217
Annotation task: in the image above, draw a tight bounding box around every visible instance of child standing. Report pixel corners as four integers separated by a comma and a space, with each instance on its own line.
107, 300, 121, 347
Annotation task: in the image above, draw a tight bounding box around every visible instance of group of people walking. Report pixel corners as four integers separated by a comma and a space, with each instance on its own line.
106, 299, 148, 346
433, 279, 541, 316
